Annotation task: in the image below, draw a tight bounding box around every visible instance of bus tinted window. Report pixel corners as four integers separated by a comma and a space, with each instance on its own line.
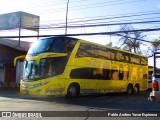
70, 68, 112, 80
131, 54, 141, 64
76, 43, 112, 59
141, 57, 147, 65
98, 48, 111, 59
111, 70, 119, 80
116, 52, 125, 61
76, 43, 98, 58
28, 37, 78, 56
50, 38, 77, 53
28, 38, 53, 55
76, 43, 146, 65
110, 50, 116, 60
123, 53, 130, 62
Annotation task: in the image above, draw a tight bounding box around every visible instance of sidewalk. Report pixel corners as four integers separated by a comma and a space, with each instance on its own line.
0, 87, 19, 91
0, 87, 20, 96
0, 89, 25, 102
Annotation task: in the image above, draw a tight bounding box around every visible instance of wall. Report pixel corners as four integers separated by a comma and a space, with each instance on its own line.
0, 44, 27, 88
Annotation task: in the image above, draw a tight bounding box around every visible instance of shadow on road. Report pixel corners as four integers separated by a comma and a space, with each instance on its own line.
1, 88, 159, 111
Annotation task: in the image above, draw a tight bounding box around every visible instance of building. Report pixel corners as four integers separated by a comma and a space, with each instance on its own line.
0, 38, 31, 88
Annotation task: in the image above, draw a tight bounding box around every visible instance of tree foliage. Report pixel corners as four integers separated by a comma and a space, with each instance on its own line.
119, 24, 145, 53
151, 39, 160, 51
106, 41, 113, 47
147, 38, 160, 57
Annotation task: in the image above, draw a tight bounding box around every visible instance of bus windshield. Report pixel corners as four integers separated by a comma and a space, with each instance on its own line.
27, 37, 78, 56
28, 38, 52, 55
22, 57, 67, 81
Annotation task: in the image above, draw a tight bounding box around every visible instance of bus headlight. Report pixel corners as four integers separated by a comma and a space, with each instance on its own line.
21, 82, 48, 89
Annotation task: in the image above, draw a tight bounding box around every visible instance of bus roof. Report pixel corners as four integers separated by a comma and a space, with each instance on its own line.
38, 36, 80, 41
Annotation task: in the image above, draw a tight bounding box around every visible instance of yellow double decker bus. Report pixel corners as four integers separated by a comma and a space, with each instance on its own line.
14, 36, 148, 98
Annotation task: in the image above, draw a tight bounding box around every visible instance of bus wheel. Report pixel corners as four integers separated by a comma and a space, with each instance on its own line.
133, 84, 139, 95
67, 84, 80, 98
126, 84, 133, 95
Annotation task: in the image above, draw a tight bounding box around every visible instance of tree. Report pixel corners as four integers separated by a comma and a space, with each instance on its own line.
151, 39, 160, 51
146, 38, 160, 57
132, 31, 144, 53
119, 24, 133, 52
106, 41, 120, 49
106, 41, 113, 47
119, 24, 145, 53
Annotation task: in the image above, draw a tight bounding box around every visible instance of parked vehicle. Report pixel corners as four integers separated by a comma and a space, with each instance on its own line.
149, 52, 160, 102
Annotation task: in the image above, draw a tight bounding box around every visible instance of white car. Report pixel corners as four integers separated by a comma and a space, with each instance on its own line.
149, 76, 160, 102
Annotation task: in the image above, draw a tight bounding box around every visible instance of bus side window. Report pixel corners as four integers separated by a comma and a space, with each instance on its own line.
47, 59, 55, 77
141, 57, 147, 65
65, 39, 74, 53
131, 55, 141, 64
51, 39, 64, 52
70, 68, 93, 79
119, 64, 124, 80
93, 68, 103, 79
103, 69, 111, 80
98, 47, 111, 59
123, 71, 129, 80
111, 70, 119, 80
116, 52, 121, 61
110, 50, 116, 60
123, 53, 130, 62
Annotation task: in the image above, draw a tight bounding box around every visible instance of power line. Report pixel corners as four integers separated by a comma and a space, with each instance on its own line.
67, 0, 147, 12
41, 17, 160, 29
28, 0, 147, 14
116, 33, 151, 43
41, 10, 160, 26
68, 17, 160, 26
27, 0, 127, 9
68, 12, 160, 24
3, 0, 90, 12
41, 10, 160, 23
1, 27, 160, 40
38, 20, 160, 30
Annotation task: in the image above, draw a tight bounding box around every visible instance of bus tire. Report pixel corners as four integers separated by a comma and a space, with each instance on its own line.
126, 84, 133, 95
133, 84, 140, 95
66, 83, 80, 98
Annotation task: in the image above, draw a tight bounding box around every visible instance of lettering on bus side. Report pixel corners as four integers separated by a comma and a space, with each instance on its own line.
104, 62, 110, 68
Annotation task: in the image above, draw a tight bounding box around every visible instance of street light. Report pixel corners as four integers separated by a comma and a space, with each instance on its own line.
65, 0, 69, 34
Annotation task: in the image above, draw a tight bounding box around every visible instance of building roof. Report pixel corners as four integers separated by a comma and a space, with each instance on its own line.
0, 38, 32, 51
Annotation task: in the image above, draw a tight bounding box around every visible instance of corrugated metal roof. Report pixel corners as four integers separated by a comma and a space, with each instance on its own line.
0, 38, 32, 51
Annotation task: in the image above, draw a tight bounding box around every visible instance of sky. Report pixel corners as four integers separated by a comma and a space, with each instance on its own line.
0, 0, 160, 65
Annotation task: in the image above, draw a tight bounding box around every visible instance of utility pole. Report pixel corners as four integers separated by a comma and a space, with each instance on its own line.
65, 0, 69, 34
18, 12, 21, 47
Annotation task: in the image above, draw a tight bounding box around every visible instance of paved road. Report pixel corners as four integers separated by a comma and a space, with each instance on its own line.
0, 89, 160, 120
